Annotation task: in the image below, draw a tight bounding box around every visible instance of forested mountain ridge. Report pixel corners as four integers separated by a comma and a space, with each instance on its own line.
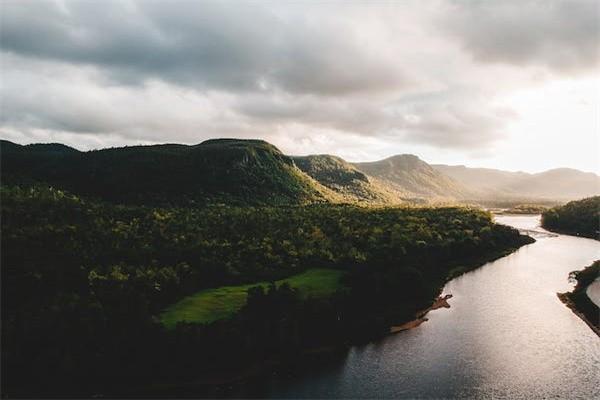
1, 141, 80, 155
1, 139, 452, 205
433, 164, 600, 201
0, 139, 341, 206
3, 138, 598, 204
292, 154, 406, 204
354, 154, 473, 200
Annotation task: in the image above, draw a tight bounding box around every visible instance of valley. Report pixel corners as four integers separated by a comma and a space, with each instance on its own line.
3, 2, 598, 398
1, 137, 597, 397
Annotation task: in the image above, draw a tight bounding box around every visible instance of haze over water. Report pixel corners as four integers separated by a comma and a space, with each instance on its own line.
262, 215, 600, 399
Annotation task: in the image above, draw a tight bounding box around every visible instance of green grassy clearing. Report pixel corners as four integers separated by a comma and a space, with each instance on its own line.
159, 268, 345, 328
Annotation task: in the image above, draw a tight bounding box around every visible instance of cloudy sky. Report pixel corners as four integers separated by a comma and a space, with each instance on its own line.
1, 0, 599, 173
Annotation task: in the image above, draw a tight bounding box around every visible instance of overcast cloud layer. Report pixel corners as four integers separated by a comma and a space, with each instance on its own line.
1, 0, 598, 171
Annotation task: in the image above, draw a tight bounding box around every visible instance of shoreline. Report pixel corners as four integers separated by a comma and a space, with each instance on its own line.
390, 294, 452, 333
110, 238, 535, 396
556, 260, 600, 337
138, 240, 523, 391
388, 236, 534, 335
540, 224, 599, 241
557, 292, 600, 337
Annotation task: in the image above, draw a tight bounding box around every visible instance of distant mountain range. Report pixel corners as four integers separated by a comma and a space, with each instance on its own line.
2, 138, 599, 205
354, 155, 472, 200
432, 164, 600, 201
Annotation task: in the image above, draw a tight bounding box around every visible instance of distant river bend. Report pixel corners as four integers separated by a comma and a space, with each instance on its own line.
261, 215, 600, 399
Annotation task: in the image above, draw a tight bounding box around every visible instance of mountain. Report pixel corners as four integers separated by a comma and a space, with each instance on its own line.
432, 164, 600, 201
5, 138, 595, 204
505, 169, 600, 200
292, 155, 406, 204
0, 140, 79, 155
354, 154, 472, 200
431, 165, 529, 194
1, 139, 339, 206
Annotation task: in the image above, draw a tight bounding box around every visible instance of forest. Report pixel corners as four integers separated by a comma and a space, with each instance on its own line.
541, 196, 600, 239
0, 139, 338, 206
1, 185, 533, 396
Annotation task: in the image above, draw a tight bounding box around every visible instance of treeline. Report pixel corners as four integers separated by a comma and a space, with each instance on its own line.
1, 185, 532, 396
502, 204, 549, 214
541, 196, 600, 239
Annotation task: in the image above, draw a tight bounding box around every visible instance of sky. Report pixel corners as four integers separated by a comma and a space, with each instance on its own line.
1, 0, 599, 173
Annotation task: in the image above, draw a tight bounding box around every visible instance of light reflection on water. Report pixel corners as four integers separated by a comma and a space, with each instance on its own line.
265, 215, 600, 399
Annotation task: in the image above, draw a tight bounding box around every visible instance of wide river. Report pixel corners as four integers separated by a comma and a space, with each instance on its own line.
255, 215, 600, 399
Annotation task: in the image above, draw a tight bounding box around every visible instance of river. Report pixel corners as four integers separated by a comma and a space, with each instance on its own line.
258, 214, 600, 399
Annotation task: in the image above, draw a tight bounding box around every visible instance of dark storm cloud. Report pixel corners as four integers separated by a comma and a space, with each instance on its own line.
441, 0, 599, 73
0, 0, 406, 95
234, 94, 394, 134
0, 0, 597, 155
234, 89, 510, 149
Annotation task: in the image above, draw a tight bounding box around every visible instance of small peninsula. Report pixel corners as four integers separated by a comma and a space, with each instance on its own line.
558, 261, 600, 337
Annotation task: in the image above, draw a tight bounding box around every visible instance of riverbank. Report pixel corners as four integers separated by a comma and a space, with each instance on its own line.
387, 232, 536, 335
557, 293, 600, 337
541, 196, 600, 240
557, 261, 600, 337
541, 225, 599, 241
125, 237, 537, 396
259, 214, 600, 399
390, 294, 452, 333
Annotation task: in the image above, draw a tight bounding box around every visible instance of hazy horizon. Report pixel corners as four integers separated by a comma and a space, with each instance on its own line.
1, 0, 598, 173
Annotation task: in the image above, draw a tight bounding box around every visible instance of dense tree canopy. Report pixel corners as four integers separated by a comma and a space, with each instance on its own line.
0, 139, 338, 206
542, 196, 600, 239
1, 185, 532, 396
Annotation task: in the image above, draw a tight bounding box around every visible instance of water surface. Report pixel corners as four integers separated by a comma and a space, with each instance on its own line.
263, 215, 600, 399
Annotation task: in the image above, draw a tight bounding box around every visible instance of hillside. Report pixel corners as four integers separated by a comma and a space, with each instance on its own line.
354, 155, 472, 200
293, 155, 405, 204
541, 196, 600, 239
4, 138, 597, 205
433, 164, 600, 201
431, 164, 528, 195
0, 139, 339, 206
